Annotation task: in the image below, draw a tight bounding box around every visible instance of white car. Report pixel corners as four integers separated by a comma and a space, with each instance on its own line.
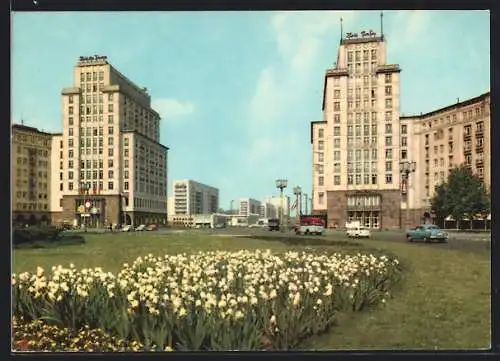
346, 226, 371, 238
135, 224, 146, 231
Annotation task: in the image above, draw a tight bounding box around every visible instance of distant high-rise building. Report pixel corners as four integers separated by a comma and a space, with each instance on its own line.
259, 202, 277, 219
173, 180, 219, 215
52, 55, 169, 227
11, 124, 55, 226
264, 196, 290, 218
239, 198, 261, 216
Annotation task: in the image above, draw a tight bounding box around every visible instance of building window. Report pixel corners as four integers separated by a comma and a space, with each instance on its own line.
334, 102, 340, 111
385, 124, 392, 134
108, 148, 114, 156
318, 176, 324, 186
318, 153, 324, 162
385, 111, 392, 122
68, 182, 73, 191
108, 104, 114, 112
69, 106, 74, 115
318, 141, 324, 151
318, 192, 325, 205
108, 93, 113, 101
60, 183, 63, 191
371, 174, 377, 185
385, 174, 393, 184
124, 138, 129, 146
108, 137, 114, 146
334, 127, 341, 136
385, 98, 392, 108
385, 149, 392, 159
124, 149, 129, 157
401, 124, 407, 134
124, 181, 129, 191
385, 73, 392, 83
108, 181, 114, 190
385, 161, 392, 172
385, 136, 392, 146
334, 90, 340, 99
385, 86, 392, 96
401, 137, 407, 147
401, 150, 407, 160
108, 170, 114, 178
334, 114, 340, 123
334, 138, 340, 148
333, 175, 340, 185
318, 129, 324, 138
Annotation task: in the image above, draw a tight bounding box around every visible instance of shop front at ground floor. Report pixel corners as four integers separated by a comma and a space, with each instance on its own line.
51, 194, 167, 228
313, 190, 434, 230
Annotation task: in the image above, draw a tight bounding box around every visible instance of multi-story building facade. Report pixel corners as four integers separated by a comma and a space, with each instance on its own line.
264, 196, 290, 219
401, 92, 490, 223
12, 124, 54, 226
52, 55, 169, 228
312, 29, 402, 229
239, 198, 261, 217
259, 202, 277, 219
172, 180, 219, 215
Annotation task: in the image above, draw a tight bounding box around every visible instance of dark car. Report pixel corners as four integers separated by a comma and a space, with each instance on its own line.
146, 224, 159, 231
268, 218, 279, 231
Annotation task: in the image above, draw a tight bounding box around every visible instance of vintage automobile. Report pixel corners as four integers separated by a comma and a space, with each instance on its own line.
406, 224, 448, 243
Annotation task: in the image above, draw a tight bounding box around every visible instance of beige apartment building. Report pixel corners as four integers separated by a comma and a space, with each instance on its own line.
51, 55, 169, 228
12, 124, 55, 226
311, 29, 403, 229
401, 92, 490, 223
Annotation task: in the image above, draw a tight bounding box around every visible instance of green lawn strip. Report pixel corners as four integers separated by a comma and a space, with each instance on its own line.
304, 239, 490, 350
12, 233, 490, 349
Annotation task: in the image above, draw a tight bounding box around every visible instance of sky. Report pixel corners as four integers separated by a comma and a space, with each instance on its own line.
11, 10, 490, 210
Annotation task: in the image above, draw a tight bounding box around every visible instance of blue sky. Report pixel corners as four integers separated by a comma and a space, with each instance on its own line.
12, 10, 490, 210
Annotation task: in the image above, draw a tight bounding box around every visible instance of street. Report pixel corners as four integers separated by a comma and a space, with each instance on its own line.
147, 227, 491, 254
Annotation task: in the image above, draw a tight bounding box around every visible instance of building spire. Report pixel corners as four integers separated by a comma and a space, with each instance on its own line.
380, 11, 384, 40
340, 17, 343, 44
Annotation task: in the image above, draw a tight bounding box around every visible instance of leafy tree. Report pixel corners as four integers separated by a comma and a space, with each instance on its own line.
430, 183, 449, 228
430, 164, 489, 230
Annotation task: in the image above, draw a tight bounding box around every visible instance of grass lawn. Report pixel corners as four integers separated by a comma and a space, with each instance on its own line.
12, 232, 491, 350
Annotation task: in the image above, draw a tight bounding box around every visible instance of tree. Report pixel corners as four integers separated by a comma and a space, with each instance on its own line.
430, 183, 449, 228
430, 164, 490, 230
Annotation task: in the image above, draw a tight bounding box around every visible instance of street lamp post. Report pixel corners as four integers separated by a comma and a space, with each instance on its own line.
293, 186, 302, 229
303, 193, 308, 214
399, 160, 416, 229
275, 179, 288, 232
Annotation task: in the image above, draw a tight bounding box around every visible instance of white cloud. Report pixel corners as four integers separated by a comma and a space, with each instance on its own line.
152, 98, 195, 120
247, 11, 357, 134
388, 11, 434, 50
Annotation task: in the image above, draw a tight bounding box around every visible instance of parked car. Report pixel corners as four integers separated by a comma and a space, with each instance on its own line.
406, 224, 448, 243
146, 224, 158, 231
135, 224, 146, 231
122, 225, 132, 232
346, 226, 371, 238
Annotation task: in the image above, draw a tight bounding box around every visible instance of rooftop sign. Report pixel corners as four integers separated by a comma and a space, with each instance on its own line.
345, 30, 377, 39
79, 55, 108, 62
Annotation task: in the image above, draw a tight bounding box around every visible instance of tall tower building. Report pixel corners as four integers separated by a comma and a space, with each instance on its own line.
311, 20, 403, 229
52, 55, 169, 227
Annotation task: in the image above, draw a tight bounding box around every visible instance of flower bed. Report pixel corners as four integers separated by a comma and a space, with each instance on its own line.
12, 249, 401, 351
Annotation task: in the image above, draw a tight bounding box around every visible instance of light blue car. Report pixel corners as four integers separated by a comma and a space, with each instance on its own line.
406, 224, 448, 243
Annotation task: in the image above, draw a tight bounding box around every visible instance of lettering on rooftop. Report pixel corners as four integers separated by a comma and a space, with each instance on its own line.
345, 30, 377, 39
